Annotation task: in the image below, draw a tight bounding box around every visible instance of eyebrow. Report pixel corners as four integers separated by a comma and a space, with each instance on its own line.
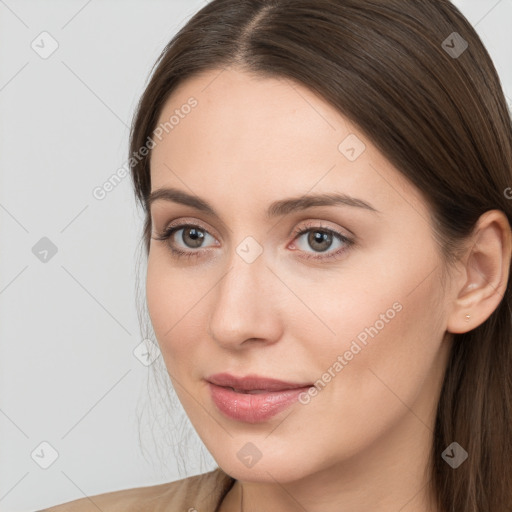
148, 187, 380, 218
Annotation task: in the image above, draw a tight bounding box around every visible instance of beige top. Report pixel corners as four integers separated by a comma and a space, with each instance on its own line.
38, 467, 236, 512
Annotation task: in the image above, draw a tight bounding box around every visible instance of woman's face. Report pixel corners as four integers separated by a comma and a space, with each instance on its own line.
146, 67, 455, 484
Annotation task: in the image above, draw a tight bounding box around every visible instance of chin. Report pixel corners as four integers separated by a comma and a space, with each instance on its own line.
211, 446, 324, 484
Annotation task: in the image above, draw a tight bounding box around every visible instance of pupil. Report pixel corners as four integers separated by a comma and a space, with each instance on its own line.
184, 227, 204, 248
309, 230, 332, 252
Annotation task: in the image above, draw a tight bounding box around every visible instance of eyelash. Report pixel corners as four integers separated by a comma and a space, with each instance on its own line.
152, 221, 354, 262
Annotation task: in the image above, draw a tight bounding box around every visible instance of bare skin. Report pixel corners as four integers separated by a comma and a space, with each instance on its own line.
146, 66, 511, 512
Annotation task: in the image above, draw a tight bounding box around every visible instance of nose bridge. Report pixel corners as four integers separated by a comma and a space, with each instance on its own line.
207, 238, 281, 347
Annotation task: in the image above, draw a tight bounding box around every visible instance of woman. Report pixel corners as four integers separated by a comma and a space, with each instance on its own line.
41, 0, 512, 511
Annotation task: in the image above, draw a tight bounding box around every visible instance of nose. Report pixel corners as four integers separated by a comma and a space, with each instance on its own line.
207, 247, 283, 350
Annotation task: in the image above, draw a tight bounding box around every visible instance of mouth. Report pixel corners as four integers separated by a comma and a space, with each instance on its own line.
224, 387, 273, 394
206, 372, 313, 392
206, 373, 314, 423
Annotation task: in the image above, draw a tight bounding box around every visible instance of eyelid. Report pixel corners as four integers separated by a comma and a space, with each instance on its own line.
160, 217, 220, 241
289, 219, 352, 239
157, 217, 350, 244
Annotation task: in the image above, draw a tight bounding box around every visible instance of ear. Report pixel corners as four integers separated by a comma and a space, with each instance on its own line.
446, 210, 512, 334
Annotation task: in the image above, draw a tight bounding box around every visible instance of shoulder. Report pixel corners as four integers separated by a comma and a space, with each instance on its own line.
37, 467, 235, 512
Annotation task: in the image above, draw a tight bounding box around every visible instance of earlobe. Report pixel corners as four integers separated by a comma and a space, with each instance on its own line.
446, 210, 512, 334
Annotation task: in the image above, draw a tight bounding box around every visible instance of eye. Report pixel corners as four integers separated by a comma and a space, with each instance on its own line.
152, 220, 354, 262
290, 221, 354, 261
152, 223, 218, 260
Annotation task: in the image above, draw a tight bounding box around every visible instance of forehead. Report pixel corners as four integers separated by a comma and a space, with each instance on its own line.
153, 67, 348, 162
149, 67, 427, 220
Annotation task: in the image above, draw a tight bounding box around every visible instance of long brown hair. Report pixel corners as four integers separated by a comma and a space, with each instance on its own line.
129, 1, 512, 510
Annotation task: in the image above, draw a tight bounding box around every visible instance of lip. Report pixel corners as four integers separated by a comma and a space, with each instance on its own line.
206, 373, 313, 423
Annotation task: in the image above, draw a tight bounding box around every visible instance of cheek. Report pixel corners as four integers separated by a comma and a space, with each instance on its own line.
146, 254, 190, 350
299, 251, 447, 435
146, 254, 172, 337
146, 252, 215, 372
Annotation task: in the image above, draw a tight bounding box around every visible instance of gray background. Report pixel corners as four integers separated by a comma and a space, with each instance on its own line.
0, 1, 510, 511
